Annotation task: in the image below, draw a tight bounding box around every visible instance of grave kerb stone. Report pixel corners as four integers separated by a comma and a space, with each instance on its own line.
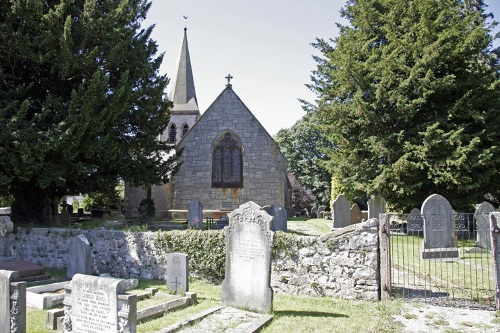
221, 201, 274, 313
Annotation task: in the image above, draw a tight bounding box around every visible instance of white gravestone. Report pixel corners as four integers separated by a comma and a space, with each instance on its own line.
332, 194, 350, 228
67, 235, 92, 280
221, 201, 274, 313
475, 201, 495, 249
64, 274, 136, 333
421, 194, 458, 259
167, 253, 189, 293
368, 195, 386, 220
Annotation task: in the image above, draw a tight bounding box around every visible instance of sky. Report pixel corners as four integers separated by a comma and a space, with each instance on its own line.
143, 0, 500, 136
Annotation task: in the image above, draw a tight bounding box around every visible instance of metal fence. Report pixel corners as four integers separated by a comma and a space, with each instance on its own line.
382, 213, 495, 309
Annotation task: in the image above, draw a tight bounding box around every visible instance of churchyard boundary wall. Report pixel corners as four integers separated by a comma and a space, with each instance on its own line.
8, 219, 379, 301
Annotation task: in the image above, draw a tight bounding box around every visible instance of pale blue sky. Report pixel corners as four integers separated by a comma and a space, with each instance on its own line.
144, 1, 500, 136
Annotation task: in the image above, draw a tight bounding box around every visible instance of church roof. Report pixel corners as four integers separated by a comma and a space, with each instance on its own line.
169, 28, 199, 115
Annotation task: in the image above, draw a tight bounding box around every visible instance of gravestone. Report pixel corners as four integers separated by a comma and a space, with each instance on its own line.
187, 198, 203, 229
64, 274, 136, 333
317, 206, 325, 219
332, 194, 350, 228
67, 235, 92, 280
167, 253, 189, 293
0, 216, 14, 260
221, 201, 274, 313
406, 208, 423, 235
475, 201, 495, 249
59, 201, 71, 225
421, 194, 458, 259
311, 207, 318, 218
0, 270, 26, 333
350, 204, 362, 225
368, 195, 386, 220
264, 204, 287, 232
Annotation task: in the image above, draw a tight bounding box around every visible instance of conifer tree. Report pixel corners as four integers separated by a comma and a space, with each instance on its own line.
307, 0, 500, 211
0, 0, 177, 223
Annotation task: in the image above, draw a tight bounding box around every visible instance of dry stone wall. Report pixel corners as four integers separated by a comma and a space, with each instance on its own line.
8, 219, 379, 301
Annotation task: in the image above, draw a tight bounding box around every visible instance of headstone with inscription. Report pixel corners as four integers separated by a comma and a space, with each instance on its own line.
332, 194, 350, 228
67, 235, 92, 280
264, 204, 287, 232
406, 208, 423, 235
167, 253, 189, 293
368, 195, 386, 220
221, 201, 274, 313
350, 204, 363, 225
475, 201, 496, 249
420, 194, 458, 259
187, 198, 203, 229
0, 270, 26, 333
63, 274, 136, 333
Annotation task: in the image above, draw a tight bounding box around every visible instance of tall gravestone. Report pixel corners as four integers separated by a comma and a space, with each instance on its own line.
0, 216, 14, 261
67, 235, 92, 280
317, 206, 325, 219
421, 194, 458, 259
475, 201, 495, 249
221, 201, 274, 313
167, 253, 189, 293
264, 204, 288, 232
0, 270, 26, 333
368, 195, 386, 220
350, 204, 362, 225
187, 198, 203, 229
64, 274, 137, 333
332, 194, 350, 228
407, 208, 423, 235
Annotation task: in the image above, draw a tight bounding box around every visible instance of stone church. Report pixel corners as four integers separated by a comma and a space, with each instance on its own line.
124, 29, 291, 219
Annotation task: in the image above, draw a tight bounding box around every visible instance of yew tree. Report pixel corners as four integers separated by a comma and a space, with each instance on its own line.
0, 0, 178, 223
308, 0, 500, 211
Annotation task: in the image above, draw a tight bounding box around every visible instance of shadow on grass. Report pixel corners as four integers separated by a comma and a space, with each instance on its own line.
273, 310, 348, 318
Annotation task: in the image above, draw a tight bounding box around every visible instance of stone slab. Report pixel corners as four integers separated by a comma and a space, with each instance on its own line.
0, 260, 45, 278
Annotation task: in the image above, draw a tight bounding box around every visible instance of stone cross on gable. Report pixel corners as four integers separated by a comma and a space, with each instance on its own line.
225, 74, 233, 86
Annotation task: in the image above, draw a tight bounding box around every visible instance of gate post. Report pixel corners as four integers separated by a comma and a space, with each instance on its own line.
379, 213, 391, 300
490, 212, 500, 310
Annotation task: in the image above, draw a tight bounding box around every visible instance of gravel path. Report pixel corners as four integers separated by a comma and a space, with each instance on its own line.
394, 302, 500, 333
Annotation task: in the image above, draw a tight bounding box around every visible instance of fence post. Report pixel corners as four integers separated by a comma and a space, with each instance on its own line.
379, 213, 391, 300
490, 212, 500, 310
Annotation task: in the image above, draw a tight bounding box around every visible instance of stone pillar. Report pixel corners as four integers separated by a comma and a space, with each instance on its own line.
490, 212, 500, 310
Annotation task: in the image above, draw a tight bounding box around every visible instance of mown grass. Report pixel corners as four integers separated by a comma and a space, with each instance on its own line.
26, 278, 404, 333
287, 218, 332, 236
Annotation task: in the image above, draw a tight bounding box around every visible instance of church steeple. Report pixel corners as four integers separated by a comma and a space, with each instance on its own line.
169, 28, 199, 113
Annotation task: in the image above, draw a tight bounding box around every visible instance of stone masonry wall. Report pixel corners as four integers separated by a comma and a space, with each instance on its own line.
8, 219, 379, 301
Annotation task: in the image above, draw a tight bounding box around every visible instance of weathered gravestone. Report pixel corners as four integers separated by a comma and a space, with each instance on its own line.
63, 274, 137, 333
317, 206, 326, 219
0, 270, 26, 333
475, 201, 496, 249
221, 201, 274, 313
167, 253, 189, 293
311, 207, 318, 219
264, 204, 287, 232
67, 235, 92, 280
368, 195, 386, 220
421, 194, 458, 259
188, 198, 203, 229
58, 201, 71, 225
332, 194, 350, 228
407, 208, 423, 235
350, 204, 363, 225
0, 216, 14, 261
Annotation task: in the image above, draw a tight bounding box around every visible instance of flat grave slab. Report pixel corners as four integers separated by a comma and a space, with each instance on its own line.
0, 260, 45, 277
158, 306, 273, 333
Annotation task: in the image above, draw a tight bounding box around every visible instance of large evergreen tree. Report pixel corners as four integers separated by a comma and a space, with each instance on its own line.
274, 113, 333, 207
307, 0, 500, 211
0, 0, 178, 223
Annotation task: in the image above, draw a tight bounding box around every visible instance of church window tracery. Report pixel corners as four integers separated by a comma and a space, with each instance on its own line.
168, 124, 177, 144
212, 132, 243, 188
182, 123, 189, 137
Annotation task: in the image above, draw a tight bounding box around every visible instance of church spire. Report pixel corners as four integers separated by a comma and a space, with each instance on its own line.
169, 28, 199, 113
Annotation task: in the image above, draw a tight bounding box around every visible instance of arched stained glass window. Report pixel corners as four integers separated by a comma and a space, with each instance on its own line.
212, 132, 243, 188
168, 124, 177, 144
182, 123, 189, 137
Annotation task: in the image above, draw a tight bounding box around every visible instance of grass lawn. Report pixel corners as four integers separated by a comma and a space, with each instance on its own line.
287, 217, 332, 236
26, 278, 403, 333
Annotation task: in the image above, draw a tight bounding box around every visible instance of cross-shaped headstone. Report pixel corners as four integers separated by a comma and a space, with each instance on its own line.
225, 74, 233, 86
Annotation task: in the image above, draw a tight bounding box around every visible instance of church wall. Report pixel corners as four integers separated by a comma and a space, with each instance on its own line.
172, 88, 288, 211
